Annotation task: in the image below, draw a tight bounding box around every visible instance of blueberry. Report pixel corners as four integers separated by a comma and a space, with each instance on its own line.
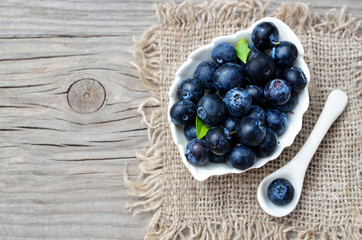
264, 79, 291, 105
255, 128, 278, 157
224, 117, 239, 132
274, 93, 298, 112
214, 63, 246, 96
274, 66, 285, 79
267, 178, 294, 206
223, 87, 252, 118
246, 53, 276, 86
212, 42, 237, 66
184, 125, 197, 141
170, 100, 196, 126
271, 41, 298, 68
185, 139, 210, 166
210, 153, 226, 163
283, 67, 307, 93
236, 117, 266, 147
265, 108, 288, 136
177, 78, 204, 103
248, 44, 263, 60
252, 22, 279, 50
242, 105, 266, 122
197, 94, 226, 127
223, 117, 238, 143
193, 61, 218, 89
227, 144, 256, 170
222, 127, 233, 141
205, 127, 232, 155
245, 85, 266, 106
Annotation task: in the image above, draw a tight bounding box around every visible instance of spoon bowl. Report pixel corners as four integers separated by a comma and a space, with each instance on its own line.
257, 90, 348, 217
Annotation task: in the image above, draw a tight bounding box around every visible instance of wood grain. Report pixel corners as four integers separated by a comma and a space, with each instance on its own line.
0, 0, 360, 239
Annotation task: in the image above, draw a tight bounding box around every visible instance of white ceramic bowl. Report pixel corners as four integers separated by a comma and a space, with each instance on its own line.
168, 17, 310, 181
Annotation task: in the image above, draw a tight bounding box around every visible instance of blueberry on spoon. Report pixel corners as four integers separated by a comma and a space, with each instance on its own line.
267, 178, 294, 206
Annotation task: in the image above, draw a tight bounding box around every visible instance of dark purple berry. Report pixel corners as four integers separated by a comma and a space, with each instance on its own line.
177, 78, 204, 103
247, 44, 263, 60
267, 178, 294, 206
283, 67, 307, 93
223, 87, 252, 118
205, 127, 232, 155
274, 93, 298, 112
184, 125, 197, 141
194, 61, 217, 89
242, 105, 266, 122
264, 79, 291, 105
170, 100, 196, 126
224, 117, 239, 133
236, 117, 266, 147
214, 63, 246, 96
227, 145, 256, 170
212, 42, 237, 66
185, 139, 210, 166
246, 54, 276, 86
265, 108, 288, 136
271, 41, 298, 68
255, 128, 278, 157
245, 85, 266, 106
210, 154, 227, 163
252, 22, 279, 50
197, 94, 226, 127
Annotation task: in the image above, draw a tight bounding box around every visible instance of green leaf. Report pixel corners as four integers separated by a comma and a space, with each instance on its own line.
236, 39, 250, 64
196, 116, 211, 139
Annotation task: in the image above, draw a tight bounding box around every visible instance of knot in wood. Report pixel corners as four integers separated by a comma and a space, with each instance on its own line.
67, 79, 106, 113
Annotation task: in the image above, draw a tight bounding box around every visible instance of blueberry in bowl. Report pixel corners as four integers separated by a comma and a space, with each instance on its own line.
264, 79, 292, 106
223, 87, 252, 118
168, 17, 310, 181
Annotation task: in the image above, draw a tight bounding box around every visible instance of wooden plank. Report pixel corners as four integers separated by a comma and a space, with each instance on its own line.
0, 0, 360, 239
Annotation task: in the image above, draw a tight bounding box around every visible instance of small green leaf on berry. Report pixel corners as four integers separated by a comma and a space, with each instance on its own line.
196, 116, 211, 139
236, 39, 250, 64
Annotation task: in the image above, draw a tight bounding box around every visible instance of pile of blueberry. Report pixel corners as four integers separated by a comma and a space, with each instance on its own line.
170, 22, 307, 170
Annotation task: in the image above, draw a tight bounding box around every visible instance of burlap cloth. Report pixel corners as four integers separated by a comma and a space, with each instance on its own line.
125, 0, 362, 239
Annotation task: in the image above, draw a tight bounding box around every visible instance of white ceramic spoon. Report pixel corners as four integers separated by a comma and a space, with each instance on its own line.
257, 90, 348, 217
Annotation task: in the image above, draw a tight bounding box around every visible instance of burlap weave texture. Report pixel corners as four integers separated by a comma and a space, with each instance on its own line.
126, 0, 362, 239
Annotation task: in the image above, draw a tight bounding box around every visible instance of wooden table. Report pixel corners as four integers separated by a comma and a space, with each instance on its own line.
0, 0, 360, 239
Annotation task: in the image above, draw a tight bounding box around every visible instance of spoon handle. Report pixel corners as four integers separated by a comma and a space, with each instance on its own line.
290, 90, 348, 172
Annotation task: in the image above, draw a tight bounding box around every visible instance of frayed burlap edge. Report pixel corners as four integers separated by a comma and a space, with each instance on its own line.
124, 0, 362, 239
